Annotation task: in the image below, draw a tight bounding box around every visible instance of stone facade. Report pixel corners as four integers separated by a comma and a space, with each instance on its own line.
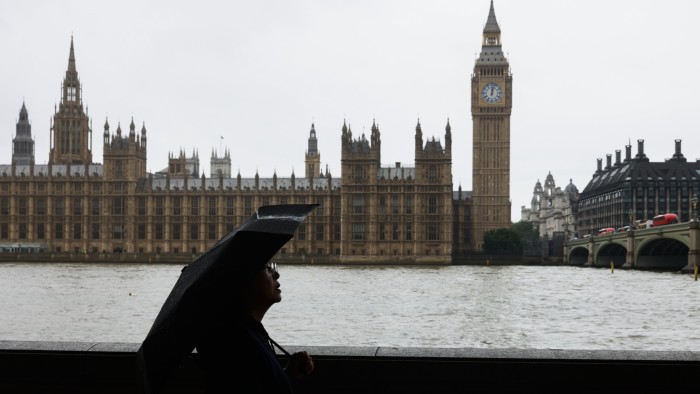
521, 173, 580, 240
0, 4, 513, 262
470, 1, 512, 250
577, 140, 700, 237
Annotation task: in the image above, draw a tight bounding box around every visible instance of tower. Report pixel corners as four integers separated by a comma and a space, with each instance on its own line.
210, 148, 231, 178
305, 123, 321, 179
49, 37, 92, 165
470, 0, 512, 250
12, 102, 35, 166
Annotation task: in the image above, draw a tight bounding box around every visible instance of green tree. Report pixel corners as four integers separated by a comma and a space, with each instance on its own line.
512, 220, 538, 242
483, 227, 522, 253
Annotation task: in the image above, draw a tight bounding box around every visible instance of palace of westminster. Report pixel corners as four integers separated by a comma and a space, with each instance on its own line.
1, 4, 513, 263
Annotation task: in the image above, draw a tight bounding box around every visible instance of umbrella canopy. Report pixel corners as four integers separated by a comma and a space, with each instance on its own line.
136, 204, 318, 393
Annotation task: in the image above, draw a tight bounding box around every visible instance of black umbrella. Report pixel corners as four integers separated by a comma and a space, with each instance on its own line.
136, 204, 318, 393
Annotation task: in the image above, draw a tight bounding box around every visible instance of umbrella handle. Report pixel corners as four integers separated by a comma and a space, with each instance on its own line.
268, 337, 292, 357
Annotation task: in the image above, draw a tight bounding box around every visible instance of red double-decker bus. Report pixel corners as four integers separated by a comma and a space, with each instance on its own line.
651, 213, 679, 227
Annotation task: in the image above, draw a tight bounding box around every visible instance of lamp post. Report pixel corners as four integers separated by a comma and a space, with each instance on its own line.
563, 222, 569, 241
692, 194, 698, 222
628, 209, 634, 230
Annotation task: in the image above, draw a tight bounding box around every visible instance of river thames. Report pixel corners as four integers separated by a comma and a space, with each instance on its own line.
0, 262, 698, 352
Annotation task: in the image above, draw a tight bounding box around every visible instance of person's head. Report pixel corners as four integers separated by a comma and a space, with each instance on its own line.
238, 261, 282, 321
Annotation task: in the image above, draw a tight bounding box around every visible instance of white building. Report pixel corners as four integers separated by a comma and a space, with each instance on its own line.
521, 172, 580, 239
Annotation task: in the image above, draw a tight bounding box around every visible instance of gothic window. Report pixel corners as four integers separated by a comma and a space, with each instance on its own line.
428, 165, 437, 180
112, 224, 124, 239
73, 223, 82, 240
172, 224, 181, 240
73, 197, 82, 216
353, 165, 364, 180
379, 196, 386, 214
91, 197, 101, 216
37, 224, 45, 239
115, 161, 123, 177
392, 195, 400, 214
190, 197, 200, 216
173, 197, 182, 216
54, 197, 65, 216
19, 224, 27, 240
352, 195, 365, 214
427, 195, 438, 214
352, 223, 366, 240
36, 197, 47, 215
91, 223, 100, 240
379, 223, 385, 240
315, 224, 324, 241
406, 223, 412, 240
67, 86, 77, 101
244, 197, 253, 215
190, 223, 199, 240
0, 223, 7, 239
334, 223, 341, 241
427, 222, 439, 240
297, 223, 306, 240
405, 196, 413, 214
138, 197, 147, 216
112, 197, 124, 215
55, 223, 64, 239
138, 224, 146, 240
208, 196, 217, 216
18, 197, 28, 215
208, 223, 217, 240
392, 223, 399, 240
226, 197, 234, 216
154, 224, 164, 240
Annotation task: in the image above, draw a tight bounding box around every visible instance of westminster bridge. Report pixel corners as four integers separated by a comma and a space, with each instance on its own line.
565, 221, 700, 273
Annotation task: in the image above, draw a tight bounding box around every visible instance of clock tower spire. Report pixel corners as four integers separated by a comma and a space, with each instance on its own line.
470, 0, 512, 251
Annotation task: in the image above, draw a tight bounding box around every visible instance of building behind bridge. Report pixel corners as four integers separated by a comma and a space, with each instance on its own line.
577, 139, 700, 237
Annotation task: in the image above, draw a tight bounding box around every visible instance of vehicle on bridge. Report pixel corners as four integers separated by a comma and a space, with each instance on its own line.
651, 213, 679, 227
596, 228, 615, 236
636, 219, 653, 229
616, 226, 630, 232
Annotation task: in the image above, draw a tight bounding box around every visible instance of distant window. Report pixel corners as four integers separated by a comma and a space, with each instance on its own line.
352, 223, 366, 240
67, 86, 77, 101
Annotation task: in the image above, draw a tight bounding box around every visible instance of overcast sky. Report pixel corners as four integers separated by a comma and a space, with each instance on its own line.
2, 0, 699, 223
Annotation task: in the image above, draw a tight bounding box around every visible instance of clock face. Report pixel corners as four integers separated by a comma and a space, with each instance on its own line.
481, 82, 502, 103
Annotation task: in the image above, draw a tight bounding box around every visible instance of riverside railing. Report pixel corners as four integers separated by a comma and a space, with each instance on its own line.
1, 341, 698, 393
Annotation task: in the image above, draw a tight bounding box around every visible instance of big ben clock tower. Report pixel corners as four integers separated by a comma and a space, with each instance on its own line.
471, 0, 512, 250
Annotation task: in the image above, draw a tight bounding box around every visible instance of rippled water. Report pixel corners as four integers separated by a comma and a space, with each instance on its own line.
1, 262, 699, 351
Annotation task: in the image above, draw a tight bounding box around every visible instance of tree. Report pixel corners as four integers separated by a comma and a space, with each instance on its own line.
483, 227, 522, 253
512, 220, 538, 242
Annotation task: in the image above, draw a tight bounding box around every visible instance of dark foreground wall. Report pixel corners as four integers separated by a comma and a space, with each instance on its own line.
1, 341, 698, 393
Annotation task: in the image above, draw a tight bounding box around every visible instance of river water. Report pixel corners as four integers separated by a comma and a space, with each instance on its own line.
1, 262, 698, 352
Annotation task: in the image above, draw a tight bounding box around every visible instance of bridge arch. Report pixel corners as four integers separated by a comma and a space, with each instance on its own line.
569, 246, 589, 266
595, 241, 627, 268
635, 237, 689, 270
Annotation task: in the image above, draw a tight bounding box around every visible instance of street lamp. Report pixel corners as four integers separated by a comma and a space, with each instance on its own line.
563, 222, 569, 241
692, 194, 699, 222
628, 209, 634, 229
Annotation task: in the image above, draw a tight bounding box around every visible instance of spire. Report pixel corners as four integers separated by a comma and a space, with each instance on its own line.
484, 1, 501, 34
68, 35, 77, 73
307, 123, 318, 155
19, 101, 28, 121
